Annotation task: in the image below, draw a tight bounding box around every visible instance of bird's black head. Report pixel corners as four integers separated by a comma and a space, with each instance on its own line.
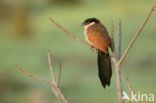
82, 18, 100, 26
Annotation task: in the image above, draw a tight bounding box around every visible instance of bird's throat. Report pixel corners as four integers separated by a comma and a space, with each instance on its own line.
84, 22, 95, 45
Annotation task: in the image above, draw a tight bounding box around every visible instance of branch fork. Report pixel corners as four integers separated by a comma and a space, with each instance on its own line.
16, 51, 68, 103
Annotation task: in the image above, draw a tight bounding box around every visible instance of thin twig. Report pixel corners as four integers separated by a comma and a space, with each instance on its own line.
57, 62, 62, 87
48, 50, 56, 84
126, 78, 135, 93
118, 18, 122, 60
118, 6, 156, 66
126, 78, 139, 103
110, 20, 117, 58
16, 65, 52, 85
49, 17, 89, 47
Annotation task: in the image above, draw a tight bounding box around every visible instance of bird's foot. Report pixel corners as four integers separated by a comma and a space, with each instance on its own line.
90, 45, 97, 52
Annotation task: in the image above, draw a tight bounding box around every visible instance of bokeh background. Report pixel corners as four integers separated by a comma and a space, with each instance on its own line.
0, 0, 156, 103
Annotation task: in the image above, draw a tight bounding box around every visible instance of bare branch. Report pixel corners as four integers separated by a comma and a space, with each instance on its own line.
16, 65, 52, 85
126, 78, 139, 103
118, 18, 122, 60
57, 62, 62, 87
47, 51, 68, 103
110, 20, 117, 58
126, 78, 135, 94
114, 64, 124, 103
118, 6, 156, 66
110, 20, 115, 39
49, 17, 89, 47
48, 50, 56, 84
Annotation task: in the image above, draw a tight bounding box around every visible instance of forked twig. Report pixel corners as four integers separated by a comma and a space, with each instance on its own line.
110, 20, 123, 103
16, 51, 68, 103
117, 6, 156, 66
115, 6, 155, 103
111, 18, 124, 103
48, 51, 68, 103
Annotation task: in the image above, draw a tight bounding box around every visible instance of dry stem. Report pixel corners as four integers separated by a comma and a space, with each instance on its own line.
117, 6, 156, 66
110, 20, 117, 58
49, 17, 89, 47
57, 62, 62, 87
48, 50, 56, 84
118, 18, 122, 60
126, 78, 139, 103
114, 64, 124, 103
16, 66, 52, 85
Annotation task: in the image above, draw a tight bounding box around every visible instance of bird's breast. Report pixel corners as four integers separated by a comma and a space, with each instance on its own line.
85, 25, 110, 53
84, 25, 93, 45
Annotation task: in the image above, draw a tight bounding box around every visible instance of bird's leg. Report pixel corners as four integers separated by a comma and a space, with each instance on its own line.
90, 45, 97, 52
90, 45, 94, 49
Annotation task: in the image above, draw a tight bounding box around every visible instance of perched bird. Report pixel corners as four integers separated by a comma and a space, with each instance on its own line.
82, 18, 114, 88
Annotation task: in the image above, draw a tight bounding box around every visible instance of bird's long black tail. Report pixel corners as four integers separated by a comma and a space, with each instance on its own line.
97, 50, 112, 88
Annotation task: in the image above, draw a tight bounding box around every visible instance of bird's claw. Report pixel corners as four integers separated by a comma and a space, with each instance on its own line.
90, 45, 97, 52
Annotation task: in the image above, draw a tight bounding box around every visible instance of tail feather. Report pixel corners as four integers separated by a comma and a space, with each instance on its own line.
97, 50, 112, 88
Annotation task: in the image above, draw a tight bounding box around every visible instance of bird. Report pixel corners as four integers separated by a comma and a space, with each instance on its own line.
82, 18, 114, 88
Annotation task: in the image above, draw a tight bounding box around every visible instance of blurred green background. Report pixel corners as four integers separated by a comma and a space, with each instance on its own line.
0, 0, 156, 103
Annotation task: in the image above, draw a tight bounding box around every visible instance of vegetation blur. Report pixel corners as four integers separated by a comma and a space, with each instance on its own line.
0, 0, 155, 103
